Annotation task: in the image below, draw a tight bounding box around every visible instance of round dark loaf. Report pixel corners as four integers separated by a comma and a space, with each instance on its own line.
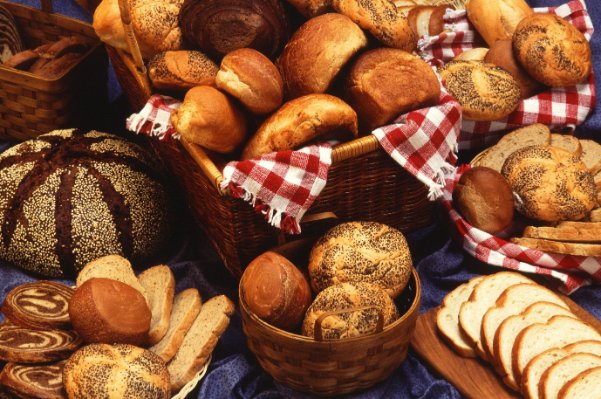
0, 129, 174, 278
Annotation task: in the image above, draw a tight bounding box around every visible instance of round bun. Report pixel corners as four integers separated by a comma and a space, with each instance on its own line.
63, 343, 170, 399
439, 60, 521, 121
346, 48, 440, 131
69, 278, 151, 345
453, 166, 514, 234
501, 145, 597, 222
278, 13, 367, 99
241, 94, 358, 160
308, 221, 412, 298
302, 282, 399, 339
484, 39, 542, 99
465, 0, 533, 46
148, 50, 218, 91
513, 13, 592, 88
285, 0, 331, 17
171, 85, 248, 154
215, 48, 283, 115
240, 251, 312, 331
408, 5, 450, 38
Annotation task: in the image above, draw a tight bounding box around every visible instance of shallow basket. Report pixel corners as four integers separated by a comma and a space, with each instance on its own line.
0, 0, 108, 141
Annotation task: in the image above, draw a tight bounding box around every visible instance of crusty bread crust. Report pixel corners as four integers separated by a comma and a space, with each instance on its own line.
466, 0, 533, 46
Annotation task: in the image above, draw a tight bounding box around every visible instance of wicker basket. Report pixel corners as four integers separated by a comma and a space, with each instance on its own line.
0, 0, 107, 141
238, 239, 422, 396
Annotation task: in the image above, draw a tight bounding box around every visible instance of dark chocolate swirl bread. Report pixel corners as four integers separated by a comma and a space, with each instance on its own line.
178, 0, 290, 59
0, 361, 66, 399
0, 129, 174, 278
0, 323, 82, 363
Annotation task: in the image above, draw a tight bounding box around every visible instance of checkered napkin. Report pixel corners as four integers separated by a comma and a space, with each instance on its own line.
442, 165, 601, 294
418, 0, 596, 150
125, 95, 181, 140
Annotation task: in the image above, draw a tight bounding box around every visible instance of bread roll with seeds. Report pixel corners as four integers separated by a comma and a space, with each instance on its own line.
465, 0, 533, 46
148, 50, 218, 91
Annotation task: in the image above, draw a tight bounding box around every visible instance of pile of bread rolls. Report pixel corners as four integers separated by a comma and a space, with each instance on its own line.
240, 221, 415, 339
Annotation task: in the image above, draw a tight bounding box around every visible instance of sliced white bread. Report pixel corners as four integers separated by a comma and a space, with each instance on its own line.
494, 302, 575, 391
551, 134, 582, 157
579, 139, 601, 175
591, 208, 601, 223
558, 366, 601, 399
138, 265, 176, 345
540, 353, 601, 399
513, 316, 601, 388
150, 288, 202, 363
522, 222, 601, 243
510, 237, 601, 257
482, 283, 569, 364
75, 254, 147, 298
459, 272, 534, 359
436, 276, 486, 357
168, 295, 235, 392
522, 341, 601, 399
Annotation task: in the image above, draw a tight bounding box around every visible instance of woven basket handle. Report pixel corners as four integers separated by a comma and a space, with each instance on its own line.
116, 0, 146, 74
314, 305, 385, 341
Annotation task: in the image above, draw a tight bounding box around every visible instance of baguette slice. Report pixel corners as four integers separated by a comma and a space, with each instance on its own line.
540, 353, 601, 399
513, 316, 601, 387
522, 341, 601, 399
558, 365, 601, 399
523, 223, 601, 243
494, 302, 575, 391
551, 134, 582, 157
459, 272, 534, 359
168, 295, 235, 392
76, 255, 146, 299
436, 276, 486, 357
510, 237, 601, 257
138, 265, 176, 345
591, 208, 601, 223
150, 288, 201, 363
579, 140, 601, 175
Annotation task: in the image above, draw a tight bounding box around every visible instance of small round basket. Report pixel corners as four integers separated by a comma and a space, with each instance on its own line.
239, 244, 421, 397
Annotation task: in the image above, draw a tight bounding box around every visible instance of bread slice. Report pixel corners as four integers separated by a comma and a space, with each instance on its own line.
436, 276, 486, 357
138, 265, 175, 345
522, 341, 601, 399
591, 208, 601, 223
551, 134, 582, 157
476, 124, 551, 172
558, 365, 601, 399
458, 272, 534, 359
150, 288, 201, 363
75, 255, 146, 298
494, 302, 574, 391
522, 222, 601, 243
168, 295, 235, 392
513, 315, 601, 387
579, 139, 601, 175
540, 353, 601, 399
482, 284, 569, 366
510, 237, 601, 257
594, 172, 601, 190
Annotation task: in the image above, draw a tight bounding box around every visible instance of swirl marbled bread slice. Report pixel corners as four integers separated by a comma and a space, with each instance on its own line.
436, 275, 486, 357
0, 323, 82, 363
0, 361, 65, 399
1, 281, 73, 330
138, 265, 175, 345
558, 366, 601, 399
540, 353, 601, 399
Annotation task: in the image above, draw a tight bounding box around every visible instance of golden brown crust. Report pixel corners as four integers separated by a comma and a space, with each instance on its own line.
148, 51, 218, 91
466, 0, 533, 46
285, 0, 332, 17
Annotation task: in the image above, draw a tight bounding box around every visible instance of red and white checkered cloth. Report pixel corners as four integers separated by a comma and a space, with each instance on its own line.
126, 95, 180, 140
418, 0, 596, 150
442, 165, 600, 294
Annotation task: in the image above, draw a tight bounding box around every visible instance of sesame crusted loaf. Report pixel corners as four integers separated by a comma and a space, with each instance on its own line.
579, 139, 601, 175
510, 237, 601, 257
138, 265, 175, 345
551, 134, 582, 157
522, 222, 601, 243
76, 254, 147, 299
540, 353, 601, 399
558, 366, 601, 399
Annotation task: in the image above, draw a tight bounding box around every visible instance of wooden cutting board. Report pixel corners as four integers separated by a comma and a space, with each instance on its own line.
410, 296, 601, 399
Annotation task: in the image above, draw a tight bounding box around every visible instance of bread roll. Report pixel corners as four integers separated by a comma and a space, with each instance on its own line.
285, 0, 332, 17
148, 50, 218, 91
513, 13, 592, 88
332, 0, 416, 51
453, 47, 489, 61
241, 94, 358, 159
278, 13, 367, 99
215, 48, 283, 115
453, 166, 514, 234
345, 48, 440, 131
241, 251, 312, 330
308, 221, 412, 298
465, 0, 533, 46
3, 49, 39, 70
502, 145, 597, 222
438, 60, 521, 121
171, 86, 248, 154
408, 5, 450, 38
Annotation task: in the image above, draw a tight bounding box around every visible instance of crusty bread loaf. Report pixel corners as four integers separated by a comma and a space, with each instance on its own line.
436, 276, 486, 357
148, 50, 218, 91
579, 140, 601, 175
453, 47, 489, 61
511, 237, 601, 257
168, 295, 235, 392
138, 265, 175, 345
76, 255, 147, 299
558, 366, 601, 399
150, 288, 201, 363
523, 222, 601, 243
285, 0, 332, 17
540, 353, 601, 399
550, 134, 582, 157
465, 0, 533, 46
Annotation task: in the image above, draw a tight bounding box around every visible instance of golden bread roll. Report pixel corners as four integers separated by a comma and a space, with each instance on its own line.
501, 145, 597, 222
241, 94, 358, 159
285, 0, 332, 17
215, 48, 283, 115
171, 86, 248, 154
439, 60, 521, 121
148, 50, 218, 91
278, 13, 367, 99
465, 0, 533, 46
453, 47, 489, 61
513, 13, 592, 88
407, 5, 450, 38
346, 48, 440, 131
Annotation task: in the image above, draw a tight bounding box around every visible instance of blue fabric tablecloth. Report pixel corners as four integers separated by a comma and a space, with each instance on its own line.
1, 0, 600, 398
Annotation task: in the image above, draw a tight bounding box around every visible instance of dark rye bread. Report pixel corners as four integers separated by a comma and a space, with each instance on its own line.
0, 129, 174, 278
0, 323, 82, 363
0, 361, 66, 399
